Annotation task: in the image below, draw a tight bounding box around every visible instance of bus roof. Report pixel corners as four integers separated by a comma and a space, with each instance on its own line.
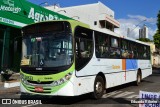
22, 20, 89, 29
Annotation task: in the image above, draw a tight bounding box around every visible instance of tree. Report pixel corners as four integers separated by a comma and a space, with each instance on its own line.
153, 32, 160, 48
157, 11, 160, 33
153, 11, 160, 48
138, 38, 151, 42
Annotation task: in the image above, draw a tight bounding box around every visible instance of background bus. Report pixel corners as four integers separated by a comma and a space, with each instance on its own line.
20, 20, 152, 99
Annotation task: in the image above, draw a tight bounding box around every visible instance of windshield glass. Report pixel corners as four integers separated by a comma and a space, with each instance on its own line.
21, 33, 73, 67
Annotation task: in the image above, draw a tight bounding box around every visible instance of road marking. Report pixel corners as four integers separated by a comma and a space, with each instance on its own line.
4, 82, 20, 88
103, 91, 123, 98
113, 91, 134, 98
22, 104, 38, 107
126, 95, 139, 98
103, 90, 139, 99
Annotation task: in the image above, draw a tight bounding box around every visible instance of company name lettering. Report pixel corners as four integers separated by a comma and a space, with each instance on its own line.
0, 5, 21, 13
28, 7, 63, 23
112, 65, 120, 69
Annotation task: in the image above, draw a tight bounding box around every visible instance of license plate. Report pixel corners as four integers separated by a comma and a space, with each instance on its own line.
35, 87, 44, 92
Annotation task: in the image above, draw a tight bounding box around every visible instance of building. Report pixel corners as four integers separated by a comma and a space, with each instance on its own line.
0, 0, 71, 73
147, 42, 160, 66
127, 28, 130, 37
146, 42, 155, 65
139, 25, 148, 38
146, 42, 160, 66
45, 1, 120, 31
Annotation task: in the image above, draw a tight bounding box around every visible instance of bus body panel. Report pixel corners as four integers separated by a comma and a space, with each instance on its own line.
73, 75, 95, 95
20, 74, 75, 96
20, 71, 95, 96
20, 81, 75, 96
75, 56, 152, 90
138, 60, 152, 78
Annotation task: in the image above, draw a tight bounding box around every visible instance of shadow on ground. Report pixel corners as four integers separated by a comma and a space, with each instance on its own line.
20, 93, 138, 106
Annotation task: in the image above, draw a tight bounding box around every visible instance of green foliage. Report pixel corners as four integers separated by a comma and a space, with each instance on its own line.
138, 38, 151, 42
157, 11, 160, 33
153, 10, 160, 48
153, 33, 160, 48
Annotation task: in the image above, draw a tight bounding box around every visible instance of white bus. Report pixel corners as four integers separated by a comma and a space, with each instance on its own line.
20, 20, 152, 99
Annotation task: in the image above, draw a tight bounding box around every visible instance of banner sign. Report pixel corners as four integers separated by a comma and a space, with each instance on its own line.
0, 0, 72, 28
139, 91, 160, 107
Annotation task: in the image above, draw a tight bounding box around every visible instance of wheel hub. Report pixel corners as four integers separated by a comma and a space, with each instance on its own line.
96, 82, 103, 93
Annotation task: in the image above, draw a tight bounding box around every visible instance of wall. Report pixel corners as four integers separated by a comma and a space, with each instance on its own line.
153, 55, 160, 66
45, 1, 116, 28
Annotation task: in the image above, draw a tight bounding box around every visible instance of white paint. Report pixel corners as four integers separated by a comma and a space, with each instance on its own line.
22, 104, 38, 107
114, 91, 134, 98
126, 95, 139, 98
103, 91, 123, 98
4, 81, 20, 88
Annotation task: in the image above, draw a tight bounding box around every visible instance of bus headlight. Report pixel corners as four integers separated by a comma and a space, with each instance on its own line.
54, 81, 59, 86
59, 79, 65, 84
51, 78, 66, 86
50, 72, 72, 86
20, 73, 27, 84
20, 73, 24, 81
65, 74, 71, 80
65, 72, 72, 80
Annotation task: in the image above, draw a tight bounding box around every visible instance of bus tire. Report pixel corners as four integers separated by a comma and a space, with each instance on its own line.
91, 76, 105, 99
135, 71, 141, 86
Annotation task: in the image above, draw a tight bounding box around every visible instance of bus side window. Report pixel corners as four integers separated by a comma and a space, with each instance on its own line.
95, 31, 109, 58
75, 38, 82, 58
147, 46, 151, 59
138, 44, 143, 59
133, 43, 138, 59
129, 43, 134, 59
76, 38, 92, 59
143, 46, 147, 59
110, 37, 120, 58
121, 40, 129, 58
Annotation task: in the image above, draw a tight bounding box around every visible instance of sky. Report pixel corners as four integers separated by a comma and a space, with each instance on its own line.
27, 0, 160, 40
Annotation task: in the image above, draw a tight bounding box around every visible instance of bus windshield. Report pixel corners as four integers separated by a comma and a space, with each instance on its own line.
21, 32, 73, 68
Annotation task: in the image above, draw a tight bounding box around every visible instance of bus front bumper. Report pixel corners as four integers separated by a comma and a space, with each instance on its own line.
20, 80, 75, 96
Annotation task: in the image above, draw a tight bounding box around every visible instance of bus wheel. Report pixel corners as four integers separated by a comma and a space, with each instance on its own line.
135, 71, 141, 86
92, 76, 105, 99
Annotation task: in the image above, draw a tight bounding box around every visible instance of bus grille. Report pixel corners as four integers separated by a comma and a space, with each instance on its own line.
27, 80, 53, 85
26, 86, 52, 94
